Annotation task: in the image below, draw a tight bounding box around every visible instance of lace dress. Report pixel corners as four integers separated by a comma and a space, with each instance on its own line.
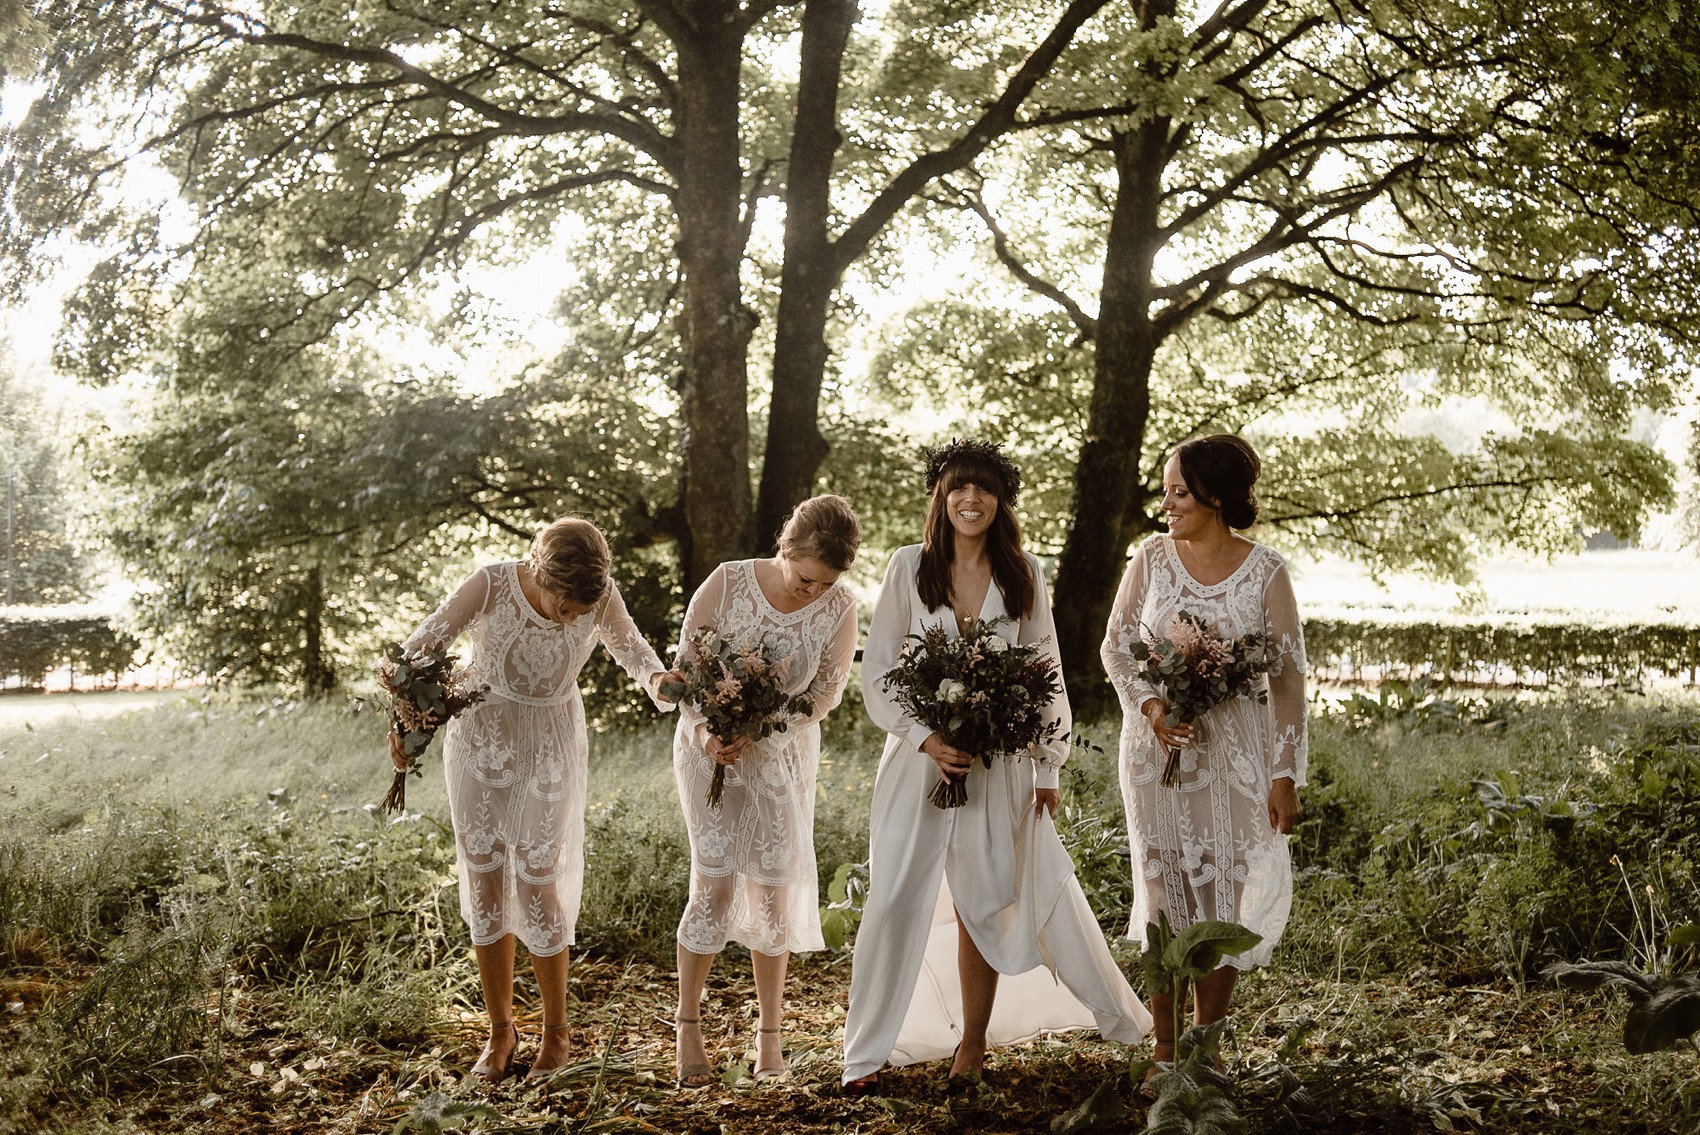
1100, 534, 1308, 969
841, 545, 1150, 1083
673, 560, 859, 957
403, 562, 670, 957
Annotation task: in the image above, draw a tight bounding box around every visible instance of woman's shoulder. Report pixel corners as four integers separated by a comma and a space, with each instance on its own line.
468, 561, 509, 591
825, 576, 859, 615
887, 544, 923, 569
719, 558, 754, 583
1235, 540, 1289, 586
692, 559, 738, 592
1243, 539, 1286, 568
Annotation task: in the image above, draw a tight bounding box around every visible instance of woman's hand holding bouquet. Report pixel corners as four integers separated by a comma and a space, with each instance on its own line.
1130, 610, 1272, 788
377, 641, 488, 813
660, 627, 814, 808
880, 616, 1064, 809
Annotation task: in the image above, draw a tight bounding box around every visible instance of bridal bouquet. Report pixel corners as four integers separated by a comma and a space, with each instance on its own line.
377, 641, 488, 814
879, 616, 1064, 809
660, 627, 814, 808
1130, 610, 1272, 787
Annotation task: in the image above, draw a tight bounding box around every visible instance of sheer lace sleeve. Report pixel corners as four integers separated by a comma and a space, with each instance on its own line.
793, 596, 859, 728
674, 564, 731, 744
1018, 553, 1071, 790
1263, 560, 1309, 786
594, 579, 673, 712
1101, 542, 1161, 715
402, 567, 492, 655
861, 547, 936, 752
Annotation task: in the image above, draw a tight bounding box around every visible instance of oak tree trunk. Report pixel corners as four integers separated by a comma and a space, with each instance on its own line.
674, 15, 757, 590
755, 0, 859, 549
1051, 116, 1171, 707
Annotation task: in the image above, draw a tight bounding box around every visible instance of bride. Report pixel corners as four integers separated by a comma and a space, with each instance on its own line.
841, 438, 1151, 1093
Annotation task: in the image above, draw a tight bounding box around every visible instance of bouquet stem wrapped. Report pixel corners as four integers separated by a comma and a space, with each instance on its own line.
660, 627, 814, 809
879, 616, 1064, 809
1129, 610, 1271, 788
376, 642, 488, 813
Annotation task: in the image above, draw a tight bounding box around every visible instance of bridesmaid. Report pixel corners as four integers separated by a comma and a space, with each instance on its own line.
1100, 434, 1306, 1087
671, 495, 862, 1087
397, 517, 674, 1082
841, 439, 1150, 1094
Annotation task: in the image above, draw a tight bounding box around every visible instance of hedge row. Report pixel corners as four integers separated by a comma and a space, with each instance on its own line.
3, 609, 1694, 692
0, 609, 142, 687
1304, 615, 1700, 686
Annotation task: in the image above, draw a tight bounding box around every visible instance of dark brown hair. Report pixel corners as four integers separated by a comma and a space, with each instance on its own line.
917, 449, 1034, 619
1175, 434, 1262, 530
529, 517, 611, 608
779, 493, 862, 573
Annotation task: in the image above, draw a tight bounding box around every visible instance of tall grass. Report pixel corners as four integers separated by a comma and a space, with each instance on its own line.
2, 685, 1697, 1133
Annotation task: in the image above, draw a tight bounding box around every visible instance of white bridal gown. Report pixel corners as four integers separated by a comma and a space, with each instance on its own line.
1100, 534, 1308, 969
842, 545, 1151, 1084
673, 560, 859, 956
403, 562, 670, 956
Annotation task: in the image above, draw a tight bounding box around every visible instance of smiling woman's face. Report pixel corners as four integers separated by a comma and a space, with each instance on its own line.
1161, 451, 1223, 541
944, 479, 997, 541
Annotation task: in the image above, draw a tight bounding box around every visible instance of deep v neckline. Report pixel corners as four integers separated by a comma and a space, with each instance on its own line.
950, 568, 994, 634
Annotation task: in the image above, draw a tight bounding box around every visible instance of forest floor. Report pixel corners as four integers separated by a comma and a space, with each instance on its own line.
5, 944, 1689, 1135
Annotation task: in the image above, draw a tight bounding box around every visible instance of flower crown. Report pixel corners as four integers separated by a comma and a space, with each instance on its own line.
922, 437, 1022, 503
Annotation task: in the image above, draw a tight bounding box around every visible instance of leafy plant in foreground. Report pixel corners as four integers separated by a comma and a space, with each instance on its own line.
391, 1093, 499, 1135
1543, 923, 1700, 1054
820, 860, 869, 951
1139, 913, 1263, 1071
1142, 1020, 1245, 1135
1052, 910, 1260, 1133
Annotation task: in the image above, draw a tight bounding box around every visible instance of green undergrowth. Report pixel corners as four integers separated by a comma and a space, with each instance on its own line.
0, 685, 1696, 1133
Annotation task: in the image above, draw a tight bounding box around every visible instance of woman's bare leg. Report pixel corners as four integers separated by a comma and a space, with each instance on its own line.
950, 914, 998, 1079
529, 948, 573, 1074
752, 948, 790, 1075
675, 944, 716, 1086
472, 936, 520, 1079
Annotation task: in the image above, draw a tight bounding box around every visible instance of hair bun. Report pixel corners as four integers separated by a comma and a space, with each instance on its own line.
1176, 435, 1261, 530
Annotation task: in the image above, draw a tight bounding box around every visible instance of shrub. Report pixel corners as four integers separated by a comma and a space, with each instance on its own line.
0, 608, 142, 687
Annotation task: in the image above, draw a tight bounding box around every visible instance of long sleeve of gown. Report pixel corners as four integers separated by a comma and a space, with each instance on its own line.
861, 549, 937, 754
594, 579, 674, 712
673, 564, 730, 744
1263, 562, 1308, 786
402, 567, 491, 655
792, 600, 859, 728
1019, 553, 1071, 791
1100, 543, 1161, 715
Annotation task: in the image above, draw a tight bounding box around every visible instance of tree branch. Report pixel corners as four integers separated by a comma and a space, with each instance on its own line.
830, 0, 1112, 274
149, 0, 685, 176
946, 181, 1099, 340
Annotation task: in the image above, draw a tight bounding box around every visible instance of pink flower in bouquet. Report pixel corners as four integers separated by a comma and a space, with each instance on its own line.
1130, 609, 1272, 788
661, 627, 815, 809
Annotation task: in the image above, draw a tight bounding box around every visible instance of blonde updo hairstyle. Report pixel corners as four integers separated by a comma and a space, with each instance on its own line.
777, 493, 862, 573
528, 517, 611, 608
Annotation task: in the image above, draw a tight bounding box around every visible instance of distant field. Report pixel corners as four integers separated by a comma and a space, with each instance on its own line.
0, 688, 190, 726
1291, 548, 1700, 619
